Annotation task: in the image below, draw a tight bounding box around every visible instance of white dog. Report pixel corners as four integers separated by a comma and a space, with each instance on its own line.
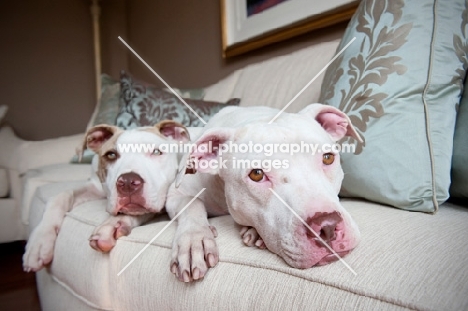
167, 104, 362, 282
23, 120, 190, 272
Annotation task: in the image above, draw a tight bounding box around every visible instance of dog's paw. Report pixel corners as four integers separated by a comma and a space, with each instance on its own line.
89, 217, 131, 253
170, 225, 218, 282
240, 226, 266, 249
23, 226, 58, 272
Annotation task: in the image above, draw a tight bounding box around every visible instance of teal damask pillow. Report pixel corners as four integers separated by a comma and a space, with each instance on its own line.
320, 0, 468, 212
450, 77, 468, 200
87, 74, 121, 127
116, 71, 240, 129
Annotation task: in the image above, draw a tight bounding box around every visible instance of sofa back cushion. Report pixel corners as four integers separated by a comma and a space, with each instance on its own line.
0, 168, 8, 198
204, 41, 340, 113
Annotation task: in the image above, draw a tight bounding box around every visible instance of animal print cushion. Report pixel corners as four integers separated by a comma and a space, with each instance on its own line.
319, 0, 468, 212
116, 71, 240, 128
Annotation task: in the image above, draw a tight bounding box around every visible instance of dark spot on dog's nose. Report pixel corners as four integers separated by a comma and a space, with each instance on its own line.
116, 172, 144, 195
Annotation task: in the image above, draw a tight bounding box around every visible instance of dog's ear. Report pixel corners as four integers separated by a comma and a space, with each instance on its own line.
299, 103, 363, 142
175, 128, 234, 187
155, 120, 190, 142
79, 124, 121, 159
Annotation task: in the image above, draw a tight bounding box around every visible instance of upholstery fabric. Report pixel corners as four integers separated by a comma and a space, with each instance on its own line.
30, 181, 468, 310
116, 71, 240, 128
319, 0, 468, 212
450, 75, 468, 199
0, 126, 22, 170
22, 164, 91, 227
0, 168, 8, 198
205, 41, 341, 114
14, 134, 83, 175
0, 198, 22, 243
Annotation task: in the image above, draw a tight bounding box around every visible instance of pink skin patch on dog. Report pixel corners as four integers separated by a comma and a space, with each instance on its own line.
288, 211, 355, 267
117, 196, 148, 215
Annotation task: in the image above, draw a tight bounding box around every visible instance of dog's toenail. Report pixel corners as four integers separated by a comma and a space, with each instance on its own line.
192, 268, 200, 279
182, 271, 190, 282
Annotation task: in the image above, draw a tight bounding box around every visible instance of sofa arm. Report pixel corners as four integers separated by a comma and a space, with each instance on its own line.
16, 134, 84, 174
0, 126, 84, 175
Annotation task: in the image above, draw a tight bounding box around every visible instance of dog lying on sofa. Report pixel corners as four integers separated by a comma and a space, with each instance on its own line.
167, 104, 362, 282
23, 120, 190, 272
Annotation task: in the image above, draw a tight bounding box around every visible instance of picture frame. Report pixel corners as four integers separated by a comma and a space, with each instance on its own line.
221, 0, 359, 58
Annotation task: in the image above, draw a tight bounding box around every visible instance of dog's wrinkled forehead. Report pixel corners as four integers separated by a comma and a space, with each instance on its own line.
116, 129, 168, 146
236, 116, 333, 145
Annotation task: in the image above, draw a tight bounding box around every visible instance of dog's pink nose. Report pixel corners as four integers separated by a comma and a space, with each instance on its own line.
306, 211, 342, 243
116, 172, 144, 195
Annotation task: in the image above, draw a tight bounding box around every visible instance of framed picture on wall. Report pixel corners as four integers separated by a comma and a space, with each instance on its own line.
221, 0, 359, 58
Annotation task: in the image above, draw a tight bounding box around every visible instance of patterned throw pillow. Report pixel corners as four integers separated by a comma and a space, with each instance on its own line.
116, 71, 240, 128
73, 73, 209, 164
450, 77, 468, 201
87, 74, 120, 128
320, 0, 468, 212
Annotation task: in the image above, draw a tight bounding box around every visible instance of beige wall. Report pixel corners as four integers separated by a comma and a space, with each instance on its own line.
1, 0, 346, 140
0, 0, 95, 140
126, 0, 346, 88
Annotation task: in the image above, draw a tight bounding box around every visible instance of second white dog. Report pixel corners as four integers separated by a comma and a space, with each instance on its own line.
23, 120, 190, 272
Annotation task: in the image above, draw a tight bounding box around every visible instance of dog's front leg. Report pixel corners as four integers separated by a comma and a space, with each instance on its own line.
89, 214, 154, 252
23, 182, 104, 272
167, 195, 218, 282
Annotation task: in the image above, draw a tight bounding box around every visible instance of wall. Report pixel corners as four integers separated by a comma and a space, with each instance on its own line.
0, 0, 96, 140
0, 0, 346, 140
126, 0, 346, 88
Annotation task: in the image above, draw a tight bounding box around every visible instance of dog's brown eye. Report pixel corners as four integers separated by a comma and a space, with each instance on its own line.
152, 148, 162, 156
323, 153, 335, 165
104, 151, 118, 161
249, 169, 264, 182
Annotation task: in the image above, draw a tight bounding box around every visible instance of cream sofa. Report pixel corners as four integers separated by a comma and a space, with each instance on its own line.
5, 39, 468, 310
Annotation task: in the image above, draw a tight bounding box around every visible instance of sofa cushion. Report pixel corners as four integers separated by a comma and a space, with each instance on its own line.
0, 168, 8, 198
22, 163, 92, 226
319, 0, 468, 212
31, 181, 112, 309
116, 71, 240, 128
0, 198, 22, 243
0, 126, 22, 170
204, 40, 341, 113
30, 178, 468, 310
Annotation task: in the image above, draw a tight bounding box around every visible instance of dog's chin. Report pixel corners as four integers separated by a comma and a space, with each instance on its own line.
117, 204, 152, 216
280, 249, 352, 269
315, 250, 351, 266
